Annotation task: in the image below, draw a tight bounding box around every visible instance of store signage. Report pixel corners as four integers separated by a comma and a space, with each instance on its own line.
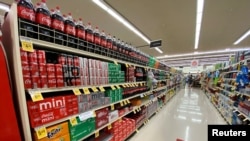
191, 60, 199, 68
150, 40, 162, 48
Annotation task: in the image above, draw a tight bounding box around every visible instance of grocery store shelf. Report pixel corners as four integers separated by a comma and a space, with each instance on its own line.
222, 83, 236, 88
20, 36, 168, 72
27, 81, 147, 94
233, 107, 250, 122
216, 87, 235, 96
235, 91, 250, 97
211, 101, 231, 125
223, 78, 236, 81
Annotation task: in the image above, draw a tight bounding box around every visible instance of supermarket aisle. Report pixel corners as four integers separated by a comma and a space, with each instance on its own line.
128, 87, 226, 141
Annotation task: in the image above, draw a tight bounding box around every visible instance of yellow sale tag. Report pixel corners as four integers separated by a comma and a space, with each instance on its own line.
125, 63, 129, 67
122, 84, 126, 88
83, 88, 90, 94
111, 85, 116, 90
126, 99, 130, 103
120, 101, 124, 106
31, 92, 44, 102
95, 130, 99, 138
21, 41, 34, 52
35, 127, 47, 139
70, 117, 78, 126
124, 100, 127, 105
91, 87, 99, 92
136, 129, 139, 133
93, 112, 96, 117
126, 84, 130, 87
116, 85, 121, 89
73, 89, 81, 95
114, 61, 118, 65
140, 82, 143, 86
108, 124, 112, 130
99, 86, 105, 92
119, 118, 122, 122
133, 109, 136, 114
111, 104, 115, 110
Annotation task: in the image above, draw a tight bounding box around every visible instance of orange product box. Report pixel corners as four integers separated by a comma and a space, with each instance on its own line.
130, 99, 141, 106
33, 122, 69, 141
49, 133, 70, 141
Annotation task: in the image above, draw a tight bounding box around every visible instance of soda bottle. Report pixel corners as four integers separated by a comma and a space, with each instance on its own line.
17, 0, 36, 38
93, 26, 101, 45
17, 0, 35, 22
75, 18, 86, 40
64, 13, 76, 36
51, 6, 64, 45
100, 30, 107, 48
51, 6, 64, 32
85, 22, 94, 43
116, 38, 121, 53
112, 36, 117, 52
106, 34, 112, 49
36, 0, 51, 42
36, 0, 51, 27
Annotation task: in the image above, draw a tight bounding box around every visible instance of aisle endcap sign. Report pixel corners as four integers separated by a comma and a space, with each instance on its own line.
150, 40, 162, 48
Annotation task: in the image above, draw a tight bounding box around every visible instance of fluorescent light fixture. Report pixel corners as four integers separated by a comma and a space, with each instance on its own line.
178, 115, 187, 120
225, 48, 230, 51
93, 0, 158, 52
194, 51, 198, 54
0, 3, 10, 12
160, 54, 233, 61
194, 0, 204, 49
156, 48, 250, 59
233, 29, 250, 45
155, 47, 163, 53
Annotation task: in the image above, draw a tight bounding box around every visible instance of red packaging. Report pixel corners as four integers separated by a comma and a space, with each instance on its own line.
21, 61, 30, 76
31, 75, 39, 89
71, 78, 76, 86
38, 75, 48, 88
75, 78, 81, 86
73, 56, 80, 67
56, 76, 64, 87
46, 63, 55, 76
95, 117, 109, 129
67, 55, 73, 66
58, 54, 67, 65
23, 75, 32, 89
20, 48, 28, 62
48, 76, 57, 88
55, 64, 63, 76
29, 62, 39, 76
39, 63, 47, 76
36, 50, 46, 64
95, 108, 109, 119
28, 50, 37, 63
36, 7, 51, 27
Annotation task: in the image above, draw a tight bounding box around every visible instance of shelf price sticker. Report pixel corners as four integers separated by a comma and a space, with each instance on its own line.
133, 109, 136, 114
125, 63, 129, 67
99, 86, 105, 92
111, 85, 116, 90
30, 91, 44, 102
70, 117, 78, 126
108, 124, 112, 130
114, 61, 118, 65
124, 100, 127, 105
95, 130, 99, 138
35, 126, 47, 139
91, 87, 99, 92
111, 104, 115, 110
231, 86, 236, 91
73, 88, 81, 95
83, 88, 90, 95
140, 82, 143, 86
126, 99, 130, 103
21, 40, 34, 52
115, 85, 121, 89
122, 84, 126, 88
120, 101, 124, 106
136, 129, 139, 133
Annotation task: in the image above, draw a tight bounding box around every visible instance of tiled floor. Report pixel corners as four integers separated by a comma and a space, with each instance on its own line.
128, 86, 226, 141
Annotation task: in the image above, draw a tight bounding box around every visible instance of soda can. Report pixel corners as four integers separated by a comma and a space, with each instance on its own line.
39, 63, 47, 76
73, 56, 80, 67
29, 62, 39, 76
23, 75, 32, 89
28, 50, 37, 63
55, 64, 63, 76
67, 55, 73, 66
56, 76, 64, 87
46, 63, 55, 76
38, 75, 48, 88
21, 61, 30, 76
20, 48, 28, 62
47, 75, 57, 88
31, 75, 39, 89
58, 54, 67, 65
36, 50, 46, 64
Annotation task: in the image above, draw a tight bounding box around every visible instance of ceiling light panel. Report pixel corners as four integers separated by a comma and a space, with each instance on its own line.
194, 0, 204, 49
233, 29, 250, 45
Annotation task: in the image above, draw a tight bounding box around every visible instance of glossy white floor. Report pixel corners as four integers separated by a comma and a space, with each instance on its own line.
128, 86, 226, 141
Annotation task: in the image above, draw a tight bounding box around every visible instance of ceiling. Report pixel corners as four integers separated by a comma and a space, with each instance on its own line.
2, 0, 250, 66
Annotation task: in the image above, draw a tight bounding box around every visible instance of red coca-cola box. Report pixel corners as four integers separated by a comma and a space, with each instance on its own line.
95, 108, 109, 119
75, 77, 81, 86
21, 61, 30, 76
73, 56, 80, 67
55, 64, 63, 76
38, 75, 48, 88
47, 63, 55, 76
48, 75, 57, 88
28, 50, 37, 63
20, 48, 28, 62
23, 75, 32, 89
31, 75, 39, 89
36, 50, 46, 64
38, 63, 47, 76
95, 117, 109, 129
58, 54, 67, 65
30, 62, 39, 76
56, 76, 64, 87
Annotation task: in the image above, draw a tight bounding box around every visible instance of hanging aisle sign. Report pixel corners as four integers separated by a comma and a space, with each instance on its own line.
191, 60, 199, 68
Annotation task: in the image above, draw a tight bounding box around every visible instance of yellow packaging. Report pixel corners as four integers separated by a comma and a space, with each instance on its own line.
34, 122, 69, 141
50, 133, 70, 141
